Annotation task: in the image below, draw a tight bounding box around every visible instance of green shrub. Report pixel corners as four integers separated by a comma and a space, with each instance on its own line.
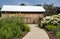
39, 14, 60, 37
0, 28, 14, 39
38, 21, 41, 26
0, 16, 30, 39
0, 17, 22, 39
23, 24, 30, 32
55, 31, 60, 37
45, 25, 55, 31
40, 14, 60, 27
19, 24, 30, 32
53, 25, 60, 37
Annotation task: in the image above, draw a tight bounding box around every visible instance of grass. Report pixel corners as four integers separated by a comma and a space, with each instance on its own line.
0, 15, 30, 39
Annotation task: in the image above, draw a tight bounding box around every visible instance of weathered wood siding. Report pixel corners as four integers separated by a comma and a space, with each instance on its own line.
2, 12, 44, 23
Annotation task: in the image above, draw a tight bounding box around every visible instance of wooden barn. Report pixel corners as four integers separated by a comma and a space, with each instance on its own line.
1, 5, 45, 24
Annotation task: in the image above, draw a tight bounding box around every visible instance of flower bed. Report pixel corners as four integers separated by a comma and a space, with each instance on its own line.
38, 14, 60, 39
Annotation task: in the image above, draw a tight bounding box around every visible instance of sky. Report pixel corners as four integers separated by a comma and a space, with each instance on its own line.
0, 0, 60, 7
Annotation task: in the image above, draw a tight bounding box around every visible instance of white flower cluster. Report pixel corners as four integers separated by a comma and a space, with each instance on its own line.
41, 14, 60, 25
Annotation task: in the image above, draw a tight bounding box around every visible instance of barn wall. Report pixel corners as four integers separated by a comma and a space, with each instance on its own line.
21, 13, 43, 23
2, 12, 44, 23
2, 13, 17, 17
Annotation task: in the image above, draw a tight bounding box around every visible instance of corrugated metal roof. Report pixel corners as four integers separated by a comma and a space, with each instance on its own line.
1, 5, 45, 12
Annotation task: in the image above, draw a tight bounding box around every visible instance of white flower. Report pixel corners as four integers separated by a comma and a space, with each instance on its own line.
41, 14, 60, 25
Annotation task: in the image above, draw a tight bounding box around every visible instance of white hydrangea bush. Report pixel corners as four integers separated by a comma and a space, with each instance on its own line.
41, 16, 51, 24
41, 14, 60, 26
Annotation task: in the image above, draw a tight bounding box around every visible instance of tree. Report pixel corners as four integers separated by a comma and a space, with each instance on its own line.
20, 3, 26, 6
0, 8, 1, 17
56, 7, 60, 13
35, 4, 42, 6
43, 4, 57, 16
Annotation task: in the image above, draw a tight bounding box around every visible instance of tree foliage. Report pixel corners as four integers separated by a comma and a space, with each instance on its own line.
20, 3, 26, 6
35, 4, 42, 6
43, 4, 57, 16
0, 8, 1, 17
56, 7, 60, 13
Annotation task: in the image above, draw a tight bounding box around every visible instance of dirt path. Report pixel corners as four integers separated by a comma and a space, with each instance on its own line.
23, 24, 49, 39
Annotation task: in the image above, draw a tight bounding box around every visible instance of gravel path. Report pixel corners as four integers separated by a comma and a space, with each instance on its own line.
23, 24, 49, 39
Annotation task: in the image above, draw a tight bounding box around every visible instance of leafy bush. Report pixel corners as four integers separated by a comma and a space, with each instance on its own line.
55, 31, 60, 37
0, 16, 30, 39
40, 14, 60, 27
39, 14, 60, 37
53, 25, 60, 37
38, 20, 41, 27
45, 25, 56, 31
23, 24, 30, 32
